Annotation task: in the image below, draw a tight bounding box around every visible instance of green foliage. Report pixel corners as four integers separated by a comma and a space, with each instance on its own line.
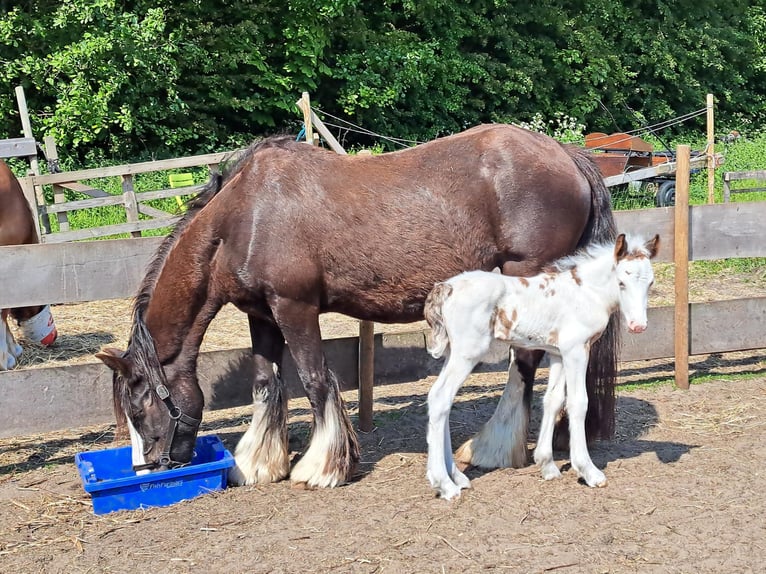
1, 1, 765, 162
0, 1, 183, 161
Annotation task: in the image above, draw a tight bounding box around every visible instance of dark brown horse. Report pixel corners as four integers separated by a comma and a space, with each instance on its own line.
96, 124, 619, 488
0, 159, 57, 369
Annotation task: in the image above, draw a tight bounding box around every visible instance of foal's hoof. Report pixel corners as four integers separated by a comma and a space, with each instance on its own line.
580, 467, 608, 488
437, 481, 463, 501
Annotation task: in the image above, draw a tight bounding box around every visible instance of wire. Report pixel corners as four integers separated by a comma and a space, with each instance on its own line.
312, 107, 424, 148
583, 108, 707, 151
309, 104, 707, 155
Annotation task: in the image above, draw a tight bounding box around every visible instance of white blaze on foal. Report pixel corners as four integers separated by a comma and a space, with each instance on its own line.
423, 233, 659, 500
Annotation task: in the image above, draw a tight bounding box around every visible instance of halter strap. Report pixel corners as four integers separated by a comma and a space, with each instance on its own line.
131, 383, 202, 472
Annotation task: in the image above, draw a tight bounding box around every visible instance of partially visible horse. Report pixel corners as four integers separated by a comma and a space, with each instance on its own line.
95, 124, 620, 488
0, 159, 57, 370
424, 233, 659, 499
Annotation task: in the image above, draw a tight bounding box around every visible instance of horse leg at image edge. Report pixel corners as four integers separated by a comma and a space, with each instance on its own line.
229, 317, 290, 485
0, 310, 22, 370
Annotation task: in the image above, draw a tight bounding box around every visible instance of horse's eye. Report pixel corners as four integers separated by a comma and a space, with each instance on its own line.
619, 282, 626, 289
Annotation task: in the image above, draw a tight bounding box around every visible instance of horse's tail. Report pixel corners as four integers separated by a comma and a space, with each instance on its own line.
424, 282, 453, 359
564, 144, 617, 247
565, 144, 621, 442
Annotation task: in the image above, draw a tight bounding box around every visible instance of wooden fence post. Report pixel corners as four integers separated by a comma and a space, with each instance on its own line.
15, 85, 52, 236
706, 94, 715, 204
674, 145, 691, 389
295, 96, 376, 432
122, 174, 142, 238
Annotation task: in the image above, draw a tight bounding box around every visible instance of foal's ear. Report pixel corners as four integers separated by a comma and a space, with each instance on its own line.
613, 233, 627, 259
644, 234, 660, 259
96, 348, 131, 377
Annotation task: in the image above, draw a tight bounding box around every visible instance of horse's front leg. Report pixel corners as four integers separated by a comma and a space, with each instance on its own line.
229, 317, 290, 486
454, 348, 532, 469
275, 301, 359, 488
427, 355, 476, 500
533, 354, 566, 480
563, 346, 607, 487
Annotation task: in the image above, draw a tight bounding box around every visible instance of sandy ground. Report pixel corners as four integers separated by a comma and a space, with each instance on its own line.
1, 262, 765, 573
1, 365, 765, 573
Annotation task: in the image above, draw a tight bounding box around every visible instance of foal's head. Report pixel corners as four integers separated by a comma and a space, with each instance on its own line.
614, 233, 660, 333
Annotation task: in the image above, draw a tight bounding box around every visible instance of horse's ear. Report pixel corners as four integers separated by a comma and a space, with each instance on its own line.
645, 234, 660, 259
614, 234, 627, 259
96, 348, 131, 377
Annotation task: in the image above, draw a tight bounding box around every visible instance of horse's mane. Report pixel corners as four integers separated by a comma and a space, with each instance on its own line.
545, 234, 651, 274
130, 135, 297, 330
544, 242, 614, 274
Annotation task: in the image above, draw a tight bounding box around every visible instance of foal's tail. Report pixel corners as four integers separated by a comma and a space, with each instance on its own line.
424, 283, 453, 359
566, 144, 621, 442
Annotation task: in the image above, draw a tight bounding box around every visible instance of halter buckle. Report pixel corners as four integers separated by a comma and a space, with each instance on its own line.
156, 384, 170, 400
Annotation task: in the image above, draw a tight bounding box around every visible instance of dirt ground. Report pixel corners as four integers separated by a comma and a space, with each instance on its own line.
1, 363, 766, 574
1, 266, 766, 573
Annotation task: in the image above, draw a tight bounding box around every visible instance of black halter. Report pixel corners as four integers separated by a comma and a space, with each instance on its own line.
132, 383, 202, 472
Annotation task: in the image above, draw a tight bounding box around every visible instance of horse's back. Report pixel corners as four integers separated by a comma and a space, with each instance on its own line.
203, 126, 604, 322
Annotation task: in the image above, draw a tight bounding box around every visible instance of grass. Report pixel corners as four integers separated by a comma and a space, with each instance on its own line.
40, 166, 210, 239
619, 367, 766, 393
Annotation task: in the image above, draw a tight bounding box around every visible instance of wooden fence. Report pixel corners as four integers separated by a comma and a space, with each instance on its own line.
17, 148, 244, 244
1, 197, 765, 437
723, 170, 766, 202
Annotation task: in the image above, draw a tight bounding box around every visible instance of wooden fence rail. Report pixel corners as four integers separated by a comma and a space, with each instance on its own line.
17, 149, 244, 244
1, 202, 765, 437
723, 170, 766, 202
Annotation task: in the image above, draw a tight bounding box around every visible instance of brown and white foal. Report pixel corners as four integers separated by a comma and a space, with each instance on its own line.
424, 233, 659, 500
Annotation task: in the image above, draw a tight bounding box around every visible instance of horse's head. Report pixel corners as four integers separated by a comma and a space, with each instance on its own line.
614, 233, 660, 334
96, 329, 202, 473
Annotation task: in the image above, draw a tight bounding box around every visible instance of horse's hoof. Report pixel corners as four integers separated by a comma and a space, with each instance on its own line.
454, 439, 474, 466
228, 461, 288, 486
539, 463, 562, 481
437, 482, 462, 501
451, 469, 471, 490
580, 468, 607, 488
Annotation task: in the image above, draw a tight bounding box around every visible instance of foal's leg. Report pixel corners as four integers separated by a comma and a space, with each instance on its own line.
427, 355, 477, 500
275, 301, 359, 488
454, 349, 529, 469
533, 354, 566, 480
563, 347, 607, 487
229, 317, 290, 486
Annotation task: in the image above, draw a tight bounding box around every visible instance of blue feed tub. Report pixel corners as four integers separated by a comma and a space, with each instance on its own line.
75, 434, 234, 514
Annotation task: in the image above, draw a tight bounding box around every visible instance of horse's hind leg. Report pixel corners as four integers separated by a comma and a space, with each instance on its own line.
454, 348, 541, 469
275, 302, 359, 488
427, 355, 476, 500
229, 317, 290, 486
533, 355, 566, 480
